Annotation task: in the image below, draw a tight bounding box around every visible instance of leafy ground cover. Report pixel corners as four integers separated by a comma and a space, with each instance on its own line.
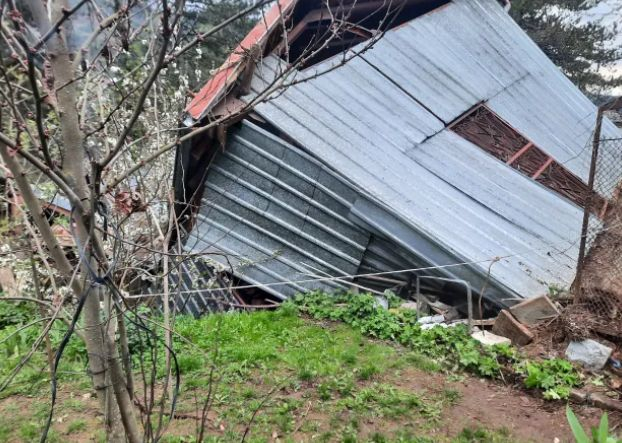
291, 292, 582, 400
0, 293, 612, 442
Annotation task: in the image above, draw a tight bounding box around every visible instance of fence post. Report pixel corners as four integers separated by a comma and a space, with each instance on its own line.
574, 108, 604, 303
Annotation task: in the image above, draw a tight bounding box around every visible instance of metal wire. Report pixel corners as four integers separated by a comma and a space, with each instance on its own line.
574, 130, 622, 339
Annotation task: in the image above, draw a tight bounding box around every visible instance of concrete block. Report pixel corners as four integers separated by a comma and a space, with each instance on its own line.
566, 339, 613, 370
492, 310, 534, 346
471, 330, 511, 346
417, 314, 445, 325
400, 302, 419, 310
509, 295, 559, 325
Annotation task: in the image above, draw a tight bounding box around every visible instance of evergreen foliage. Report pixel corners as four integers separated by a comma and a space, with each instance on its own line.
511, 0, 621, 95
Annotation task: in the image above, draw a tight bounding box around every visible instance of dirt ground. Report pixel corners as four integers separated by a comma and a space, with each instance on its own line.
1, 369, 617, 443
396, 369, 615, 442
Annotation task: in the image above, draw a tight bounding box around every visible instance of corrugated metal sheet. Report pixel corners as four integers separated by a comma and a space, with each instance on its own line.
242, 0, 622, 301
166, 258, 238, 316
358, 0, 621, 182
184, 121, 372, 299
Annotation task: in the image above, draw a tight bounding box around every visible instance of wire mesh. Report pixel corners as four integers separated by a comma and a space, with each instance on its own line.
574, 131, 622, 339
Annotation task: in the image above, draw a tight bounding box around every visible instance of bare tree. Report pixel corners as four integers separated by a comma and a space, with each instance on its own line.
0, 0, 400, 440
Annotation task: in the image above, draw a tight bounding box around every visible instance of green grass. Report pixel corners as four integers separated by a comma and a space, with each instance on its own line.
291, 291, 582, 400
67, 418, 87, 434
454, 427, 514, 443
173, 307, 403, 383
0, 294, 532, 442
164, 306, 457, 441
0, 318, 89, 398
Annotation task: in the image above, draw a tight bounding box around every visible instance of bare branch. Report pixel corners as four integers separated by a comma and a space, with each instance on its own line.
32, 0, 90, 51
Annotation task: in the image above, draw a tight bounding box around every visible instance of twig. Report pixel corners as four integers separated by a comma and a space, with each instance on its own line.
241, 385, 280, 442
32, 0, 90, 51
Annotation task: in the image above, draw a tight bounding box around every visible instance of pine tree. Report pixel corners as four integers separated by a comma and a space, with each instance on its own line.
511, 0, 621, 96
180, 1, 255, 90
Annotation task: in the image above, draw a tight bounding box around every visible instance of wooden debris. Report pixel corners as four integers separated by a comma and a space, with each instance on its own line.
426, 299, 460, 321
570, 389, 622, 413
472, 318, 496, 327
509, 295, 559, 325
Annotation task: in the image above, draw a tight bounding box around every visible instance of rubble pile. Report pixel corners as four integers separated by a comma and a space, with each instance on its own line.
409, 293, 619, 373
406, 292, 622, 410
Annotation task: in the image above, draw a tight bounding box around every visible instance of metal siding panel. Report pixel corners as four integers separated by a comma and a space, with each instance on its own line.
185, 121, 370, 298
408, 131, 583, 251
252, 56, 444, 146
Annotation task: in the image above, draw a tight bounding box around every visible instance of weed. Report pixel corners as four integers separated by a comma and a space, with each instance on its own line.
392, 433, 436, 443
454, 427, 513, 442
241, 387, 256, 399
516, 358, 581, 400
370, 432, 388, 442
293, 291, 580, 400
341, 425, 358, 443
341, 349, 358, 365
61, 398, 86, 412
0, 421, 11, 442
404, 352, 441, 372
297, 365, 316, 381
447, 373, 466, 383
94, 428, 107, 443
358, 363, 380, 380
0, 302, 37, 329
547, 284, 567, 300
19, 422, 40, 441
317, 382, 332, 400
339, 383, 435, 420
177, 354, 205, 373
67, 419, 87, 434
441, 388, 462, 405
566, 406, 621, 443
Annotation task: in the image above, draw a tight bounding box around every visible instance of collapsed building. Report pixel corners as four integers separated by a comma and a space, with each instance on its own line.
171, 0, 622, 315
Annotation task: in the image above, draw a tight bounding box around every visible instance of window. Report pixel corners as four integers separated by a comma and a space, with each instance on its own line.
450, 105, 605, 212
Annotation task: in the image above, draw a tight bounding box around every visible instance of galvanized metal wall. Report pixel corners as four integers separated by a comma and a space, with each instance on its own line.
167, 258, 238, 316
183, 121, 371, 299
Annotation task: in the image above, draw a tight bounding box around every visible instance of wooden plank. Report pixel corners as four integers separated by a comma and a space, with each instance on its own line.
506, 142, 533, 165
531, 157, 554, 179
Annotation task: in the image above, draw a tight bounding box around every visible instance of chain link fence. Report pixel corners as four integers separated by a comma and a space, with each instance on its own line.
571, 117, 622, 340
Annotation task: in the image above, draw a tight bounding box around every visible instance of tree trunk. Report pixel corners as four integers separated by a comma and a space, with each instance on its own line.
14, 2, 142, 440
0, 141, 125, 438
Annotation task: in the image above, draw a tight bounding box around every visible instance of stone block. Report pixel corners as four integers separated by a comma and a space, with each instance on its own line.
566, 339, 613, 370
492, 310, 534, 346
471, 330, 511, 346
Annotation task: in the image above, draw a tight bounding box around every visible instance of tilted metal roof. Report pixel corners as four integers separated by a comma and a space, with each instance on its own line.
238, 0, 622, 299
